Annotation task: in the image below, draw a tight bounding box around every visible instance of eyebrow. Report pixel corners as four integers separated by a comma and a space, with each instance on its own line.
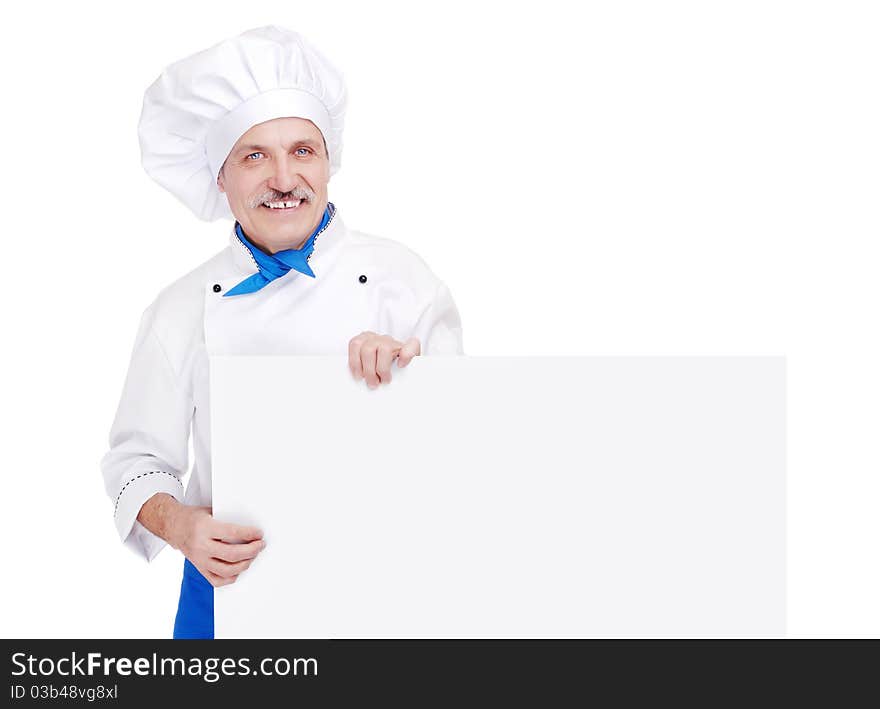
235, 139, 323, 155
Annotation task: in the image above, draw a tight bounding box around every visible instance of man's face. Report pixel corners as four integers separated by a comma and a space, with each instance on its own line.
217, 116, 330, 253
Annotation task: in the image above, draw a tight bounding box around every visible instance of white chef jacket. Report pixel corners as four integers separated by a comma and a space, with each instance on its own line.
101, 206, 464, 562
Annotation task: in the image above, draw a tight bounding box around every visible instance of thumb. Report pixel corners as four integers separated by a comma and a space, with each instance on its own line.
397, 337, 421, 367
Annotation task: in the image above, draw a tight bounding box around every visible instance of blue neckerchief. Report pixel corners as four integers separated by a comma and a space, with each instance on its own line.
224, 202, 334, 297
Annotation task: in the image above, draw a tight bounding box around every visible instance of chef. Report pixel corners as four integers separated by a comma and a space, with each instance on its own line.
101, 26, 464, 639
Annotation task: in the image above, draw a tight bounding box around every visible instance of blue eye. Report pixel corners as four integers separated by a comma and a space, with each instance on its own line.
246, 152, 264, 160
295, 147, 311, 156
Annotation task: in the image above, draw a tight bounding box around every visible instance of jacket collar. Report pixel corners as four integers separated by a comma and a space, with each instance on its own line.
228, 202, 345, 277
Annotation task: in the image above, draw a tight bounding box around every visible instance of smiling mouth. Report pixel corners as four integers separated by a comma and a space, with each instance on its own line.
261, 199, 304, 211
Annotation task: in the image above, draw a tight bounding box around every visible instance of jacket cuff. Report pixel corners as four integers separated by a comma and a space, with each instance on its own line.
114, 471, 184, 562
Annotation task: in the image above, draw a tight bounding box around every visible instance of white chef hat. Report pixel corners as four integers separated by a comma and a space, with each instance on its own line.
138, 25, 347, 221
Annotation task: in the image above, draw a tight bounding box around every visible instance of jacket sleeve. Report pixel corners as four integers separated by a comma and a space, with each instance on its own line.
413, 280, 465, 356
100, 303, 191, 562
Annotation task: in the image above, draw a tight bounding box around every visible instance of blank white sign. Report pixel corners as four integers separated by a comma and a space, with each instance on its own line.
211, 356, 785, 638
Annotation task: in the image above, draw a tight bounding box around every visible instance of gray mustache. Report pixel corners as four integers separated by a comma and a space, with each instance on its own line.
250, 186, 316, 208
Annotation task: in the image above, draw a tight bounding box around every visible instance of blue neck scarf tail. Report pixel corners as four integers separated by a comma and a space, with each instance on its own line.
224, 202, 334, 297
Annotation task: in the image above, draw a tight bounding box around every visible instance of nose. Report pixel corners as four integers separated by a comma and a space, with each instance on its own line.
267, 156, 301, 195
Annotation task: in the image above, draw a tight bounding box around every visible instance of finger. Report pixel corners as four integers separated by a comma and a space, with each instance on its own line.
397, 337, 421, 367
376, 341, 398, 384
205, 569, 236, 588
348, 334, 364, 380
360, 343, 380, 388
213, 521, 263, 543
210, 538, 266, 563
209, 557, 254, 579
201, 567, 232, 587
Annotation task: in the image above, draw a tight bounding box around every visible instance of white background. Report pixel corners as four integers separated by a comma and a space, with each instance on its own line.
0, 0, 876, 637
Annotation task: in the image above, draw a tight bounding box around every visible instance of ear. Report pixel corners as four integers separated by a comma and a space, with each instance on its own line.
216, 167, 226, 194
